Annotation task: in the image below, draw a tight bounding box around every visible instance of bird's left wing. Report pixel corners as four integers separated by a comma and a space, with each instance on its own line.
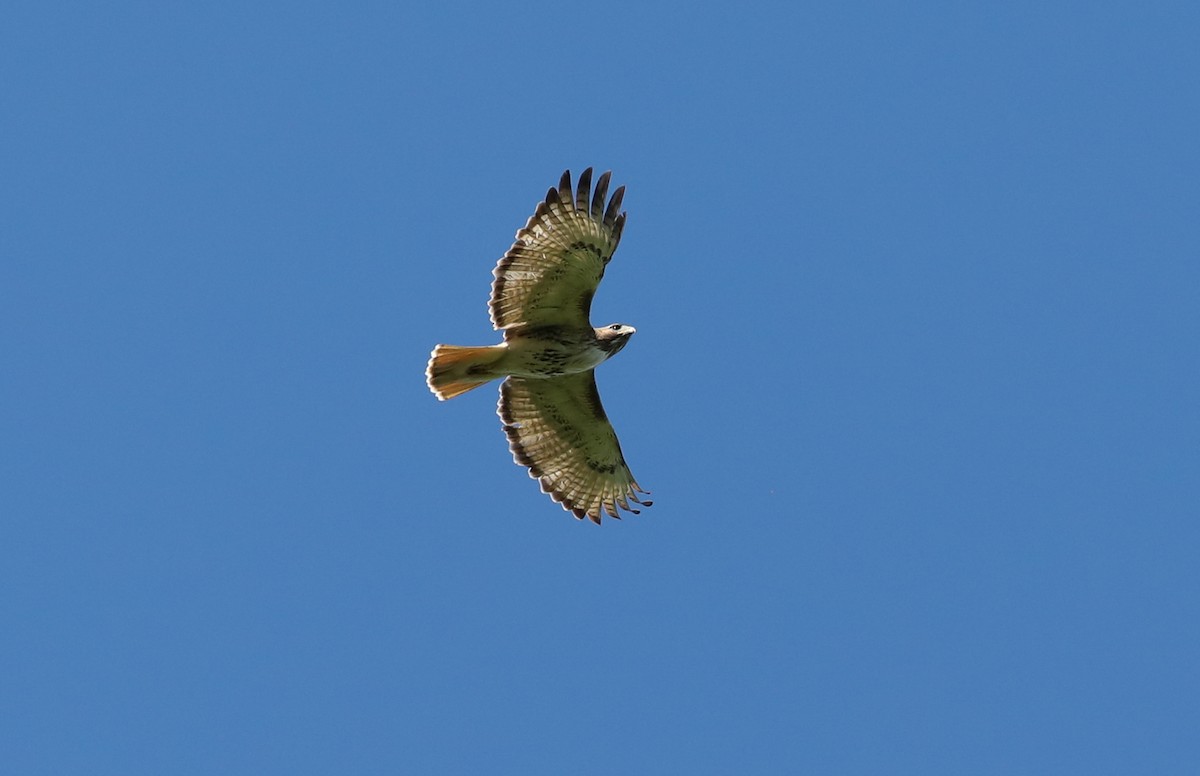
490, 168, 626, 332
498, 372, 650, 523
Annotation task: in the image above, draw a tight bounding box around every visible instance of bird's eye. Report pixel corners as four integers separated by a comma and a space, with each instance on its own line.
609, 324, 622, 331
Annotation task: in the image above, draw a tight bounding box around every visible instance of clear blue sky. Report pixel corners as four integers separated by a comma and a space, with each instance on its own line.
3, 2, 1198, 773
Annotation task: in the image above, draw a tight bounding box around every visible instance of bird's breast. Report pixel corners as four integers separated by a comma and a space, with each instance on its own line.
503, 329, 608, 377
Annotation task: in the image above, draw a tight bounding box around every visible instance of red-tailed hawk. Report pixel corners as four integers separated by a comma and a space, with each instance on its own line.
425, 168, 651, 524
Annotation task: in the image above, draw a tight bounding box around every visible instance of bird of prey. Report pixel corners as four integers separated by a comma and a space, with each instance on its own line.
425, 168, 651, 524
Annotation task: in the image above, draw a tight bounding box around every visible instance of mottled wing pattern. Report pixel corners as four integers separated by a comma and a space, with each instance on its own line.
490, 168, 626, 332
498, 372, 650, 523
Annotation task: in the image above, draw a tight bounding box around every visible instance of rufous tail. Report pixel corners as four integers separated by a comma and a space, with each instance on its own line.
425, 344, 506, 400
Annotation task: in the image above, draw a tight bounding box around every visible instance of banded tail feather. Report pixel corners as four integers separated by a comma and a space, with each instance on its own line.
425, 344, 505, 400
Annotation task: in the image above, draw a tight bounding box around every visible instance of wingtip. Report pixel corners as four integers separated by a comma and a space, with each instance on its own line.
575, 168, 593, 211
604, 185, 626, 228
557, 170, 573, 205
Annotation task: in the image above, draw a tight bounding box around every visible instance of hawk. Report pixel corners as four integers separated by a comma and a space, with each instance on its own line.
425, 168, 651, 524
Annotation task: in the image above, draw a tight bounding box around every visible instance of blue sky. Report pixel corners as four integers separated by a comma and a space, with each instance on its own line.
3, 1, 1198, 773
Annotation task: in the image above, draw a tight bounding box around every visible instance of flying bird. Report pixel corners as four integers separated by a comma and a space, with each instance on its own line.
425, 168, 651, 524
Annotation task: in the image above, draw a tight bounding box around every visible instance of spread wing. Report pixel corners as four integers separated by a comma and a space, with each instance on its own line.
490, 168, 626, 331
498, 372, 650, 524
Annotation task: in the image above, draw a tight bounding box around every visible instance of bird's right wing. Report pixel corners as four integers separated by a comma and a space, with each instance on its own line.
498, 372, 650, 523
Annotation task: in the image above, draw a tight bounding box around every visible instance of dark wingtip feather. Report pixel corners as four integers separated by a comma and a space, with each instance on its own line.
604, 185, 626, 229
576, 167, 593, 211
557, 170, 573, 208
591, 171, 612, 219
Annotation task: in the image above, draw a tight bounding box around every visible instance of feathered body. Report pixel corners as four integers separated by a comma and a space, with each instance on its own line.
427, 324, 633, 399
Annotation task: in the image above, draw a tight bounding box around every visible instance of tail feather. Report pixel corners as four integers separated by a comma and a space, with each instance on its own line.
426, 344, 506, 400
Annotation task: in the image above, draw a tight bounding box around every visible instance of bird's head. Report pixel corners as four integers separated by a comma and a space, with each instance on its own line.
596, 323, 636, 357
